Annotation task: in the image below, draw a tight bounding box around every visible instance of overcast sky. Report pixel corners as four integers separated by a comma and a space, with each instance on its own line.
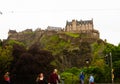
0, 0, 120, 45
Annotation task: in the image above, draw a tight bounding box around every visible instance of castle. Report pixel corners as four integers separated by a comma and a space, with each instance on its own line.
8, 19, 99, 40
65, 19, 99, 38
65, 19, 93, 32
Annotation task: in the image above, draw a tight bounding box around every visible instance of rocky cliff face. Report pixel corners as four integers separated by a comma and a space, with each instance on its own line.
6, 28, 103, 69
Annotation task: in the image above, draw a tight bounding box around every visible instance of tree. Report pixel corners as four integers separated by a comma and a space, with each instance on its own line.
113, 60, 120, 82
0, 45, 13, 82
11, 43, 55, 84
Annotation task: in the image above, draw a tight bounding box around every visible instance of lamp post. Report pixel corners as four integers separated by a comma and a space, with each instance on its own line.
110, 52, 114, 84
85, 59, 89, 68
105, 52, 114, 84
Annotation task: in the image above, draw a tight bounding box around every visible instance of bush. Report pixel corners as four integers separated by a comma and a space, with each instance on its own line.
60, 67, 81, 84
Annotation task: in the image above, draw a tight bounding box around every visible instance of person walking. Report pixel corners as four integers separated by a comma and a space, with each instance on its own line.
4, 72, 11, 84
89, 74, 94, 84
48, 69, 60, 84
36, 73, 47, 84
79, 72, 85, 84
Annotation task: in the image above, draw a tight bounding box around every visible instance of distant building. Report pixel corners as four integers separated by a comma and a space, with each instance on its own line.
8, 30, 17, 36
47, 26, 62, 31
65, 19, 99, 38
65, 19, 94, 32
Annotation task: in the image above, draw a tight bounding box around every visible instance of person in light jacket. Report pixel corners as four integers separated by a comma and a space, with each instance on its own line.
89, 74, 94, 84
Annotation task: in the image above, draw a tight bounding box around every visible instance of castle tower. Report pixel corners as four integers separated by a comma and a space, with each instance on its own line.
65, 19, 94, 33
65, 19, 99, 38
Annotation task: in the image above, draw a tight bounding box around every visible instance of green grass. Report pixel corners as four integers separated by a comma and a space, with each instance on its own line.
65, 32, 80, 38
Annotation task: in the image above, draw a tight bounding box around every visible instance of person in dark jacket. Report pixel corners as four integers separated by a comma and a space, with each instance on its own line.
4, 72, 11, 84
48, 69, 60, 84
80, 72, 85, 84
36, 73, 47, 84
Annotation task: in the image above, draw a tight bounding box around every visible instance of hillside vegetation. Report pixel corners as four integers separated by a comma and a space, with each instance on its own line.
0, 31, 120, 83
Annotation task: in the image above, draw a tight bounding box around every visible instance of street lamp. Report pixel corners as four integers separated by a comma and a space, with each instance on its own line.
110, 52, 114, 84
86, 60, 89, 64
105, 52, 114, 84
106, 52, 114, 84
85, 59, 89, 68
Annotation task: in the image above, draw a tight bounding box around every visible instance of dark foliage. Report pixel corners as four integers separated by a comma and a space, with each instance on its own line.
12, 44, 26, 59
11, 44, 55, 84
28, 43, 40, 55
0, 39, 2, 47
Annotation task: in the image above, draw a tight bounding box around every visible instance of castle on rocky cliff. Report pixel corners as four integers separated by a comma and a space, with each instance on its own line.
8, 19, 99, 40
